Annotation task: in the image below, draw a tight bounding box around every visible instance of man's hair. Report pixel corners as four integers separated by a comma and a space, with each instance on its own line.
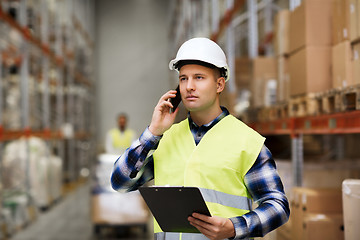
117, 113, 128, 120
175, 60, 227, 80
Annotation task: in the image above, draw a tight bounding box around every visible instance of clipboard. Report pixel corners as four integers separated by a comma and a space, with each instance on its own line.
139, 186, 211, 233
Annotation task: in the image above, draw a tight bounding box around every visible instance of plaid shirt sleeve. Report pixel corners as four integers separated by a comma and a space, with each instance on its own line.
229, 145, 290, 239
111, 127, 161, 192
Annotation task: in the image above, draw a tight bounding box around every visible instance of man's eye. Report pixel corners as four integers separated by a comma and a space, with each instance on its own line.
180, 77, 186, 81
196, 76, 203, 80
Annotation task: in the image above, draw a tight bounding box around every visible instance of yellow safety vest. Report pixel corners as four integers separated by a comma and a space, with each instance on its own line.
110, 128, 135, 149
152, 115, 265, 240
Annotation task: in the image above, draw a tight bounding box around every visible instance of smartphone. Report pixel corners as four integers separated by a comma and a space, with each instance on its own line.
170, 85, 181, 113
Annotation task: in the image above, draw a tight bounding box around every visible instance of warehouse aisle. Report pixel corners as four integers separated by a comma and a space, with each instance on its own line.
9, 182, 151, 240
10, 183, 93, 240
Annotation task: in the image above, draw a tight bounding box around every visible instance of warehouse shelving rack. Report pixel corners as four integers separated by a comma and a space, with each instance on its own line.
169, 0, 360, 189
0, 0, 96, 237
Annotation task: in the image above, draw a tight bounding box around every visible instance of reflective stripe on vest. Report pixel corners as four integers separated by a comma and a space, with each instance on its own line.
155, 232, 209, 240
153, 115, 265, 238
199, 188, 252, 211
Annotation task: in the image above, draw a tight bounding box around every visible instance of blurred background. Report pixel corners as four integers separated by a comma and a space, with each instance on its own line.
0, 0, 360, 240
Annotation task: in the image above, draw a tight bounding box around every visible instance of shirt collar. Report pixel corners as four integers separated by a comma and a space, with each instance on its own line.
188, 106, 230, 129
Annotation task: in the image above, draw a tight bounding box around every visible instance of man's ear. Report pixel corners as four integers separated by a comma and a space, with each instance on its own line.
216, 77, 225, 93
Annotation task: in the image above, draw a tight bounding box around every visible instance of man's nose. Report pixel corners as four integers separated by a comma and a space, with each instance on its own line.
186, 78, 195, 91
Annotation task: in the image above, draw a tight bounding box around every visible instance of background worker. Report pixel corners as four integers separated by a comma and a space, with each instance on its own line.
105, 113, 136, 155
111, 38, 290, 240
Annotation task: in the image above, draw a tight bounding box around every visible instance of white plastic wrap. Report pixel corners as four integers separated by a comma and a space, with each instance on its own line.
92, 191, 148, 224
48, 155, 63, 201
1, 137, 63, 208
3, 75, 21, 130
95, 153, 119, 193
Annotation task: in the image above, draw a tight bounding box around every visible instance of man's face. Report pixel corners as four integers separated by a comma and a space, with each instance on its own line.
118, 116, 127, 130
178, 64, 222, 113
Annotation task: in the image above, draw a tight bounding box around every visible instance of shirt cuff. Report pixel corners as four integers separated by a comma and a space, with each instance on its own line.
140, 127, 162, 146
229, 216, 248, 239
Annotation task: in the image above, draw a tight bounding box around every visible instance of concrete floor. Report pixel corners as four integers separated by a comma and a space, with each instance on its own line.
10, 182, 153, 240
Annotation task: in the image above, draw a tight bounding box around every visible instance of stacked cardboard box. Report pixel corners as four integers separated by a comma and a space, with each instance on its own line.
220, 58, 252, 115
332, 0, 360, 88
332, 40, 354, 88
274, 10, 291, 102
353, 43, 360, 84
274, 10, 290, 57
219, 86, 237, 115
276, 220, 292, 240
290, 188, 344, 240
288, 0, 333, 96
301, 214, 344, 240
251, 57, 277, 107
235, 58, 252, 90
289, 46, 332, 95
350, 0, 360, 41
332, 0, 350, 45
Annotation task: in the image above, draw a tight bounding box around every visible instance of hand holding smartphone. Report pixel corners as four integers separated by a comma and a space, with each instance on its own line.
170, 85, 181, 113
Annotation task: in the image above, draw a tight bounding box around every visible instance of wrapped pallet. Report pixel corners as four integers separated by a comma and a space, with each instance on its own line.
1, 137, 63, 208
48, 155, 63, 202
92, 154, 149, 230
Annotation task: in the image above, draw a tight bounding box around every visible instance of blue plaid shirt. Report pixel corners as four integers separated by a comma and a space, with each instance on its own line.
111, 108, 290, 239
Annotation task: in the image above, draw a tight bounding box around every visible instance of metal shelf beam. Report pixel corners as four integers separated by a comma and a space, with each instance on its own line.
249, 111, 360, 135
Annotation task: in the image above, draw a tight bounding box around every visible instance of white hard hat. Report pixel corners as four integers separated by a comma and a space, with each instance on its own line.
169, 37, 230, 82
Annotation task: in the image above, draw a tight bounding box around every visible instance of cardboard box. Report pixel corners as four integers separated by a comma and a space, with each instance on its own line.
274, 10, 290, 56
349, 0, 359, 41
353, 43, 360, 84
303, 168, 360, 189
277, 56, 290, 102
289, 46, 332, 96
302, 214, 344, 240
292, 188, 343, 214
255, 230, 277, 240
332, 40, 354, 88
358, 0, 360, 37
332, 0, 351, 45
332, 0, 341, 44
235, 58, 252, 89
251, 57, 277, 107
290, 0, 333, 54
291, 188, 343, 240
342, 179, 360, 240
276, 219, 292, 240
219, 86, 237, 115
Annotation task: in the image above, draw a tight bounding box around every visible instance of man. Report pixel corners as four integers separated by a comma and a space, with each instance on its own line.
105, 113, 136, 155
111, 38, 289, 240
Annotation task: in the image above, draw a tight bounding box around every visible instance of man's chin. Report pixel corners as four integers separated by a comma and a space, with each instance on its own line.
186, 105, 204, 113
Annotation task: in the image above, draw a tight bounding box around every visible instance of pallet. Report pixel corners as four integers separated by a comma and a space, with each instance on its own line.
253, 102, 290, 122
276, 102, 290, 119
246, 85, 360, 122
289, 85, 360, 117
320, 85, 360, 114
340, 85, 360, 111
321, 89, 341, 114
289, 93, 322, 117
